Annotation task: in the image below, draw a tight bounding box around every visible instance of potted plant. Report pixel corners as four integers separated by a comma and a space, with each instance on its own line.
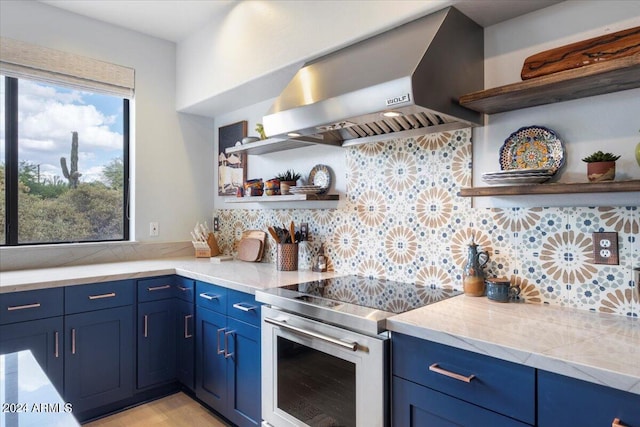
275, 169, 301, 194
581, 151, 620, 182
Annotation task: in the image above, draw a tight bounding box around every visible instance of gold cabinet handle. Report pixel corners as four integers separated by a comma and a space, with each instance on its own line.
54, 331, 59, 358
612, 418, 625, 427
7, 302, 41, 311
147, 284, 171, 292
184, 315, 192, 338
71, 328, 76, 355
216, 328, 226, 355
429, 363, 475, 383
143, 314, 148, 338
88, 292, 116, 300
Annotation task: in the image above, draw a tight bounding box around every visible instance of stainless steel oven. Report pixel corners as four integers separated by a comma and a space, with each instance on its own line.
261, 305, 388, 427
257, 275, 460, 427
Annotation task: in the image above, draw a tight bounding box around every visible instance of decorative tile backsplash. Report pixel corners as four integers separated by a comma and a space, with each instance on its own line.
215, 129, 639, 317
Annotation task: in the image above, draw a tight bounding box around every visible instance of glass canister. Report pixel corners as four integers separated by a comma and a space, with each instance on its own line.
462, 239, 490, 296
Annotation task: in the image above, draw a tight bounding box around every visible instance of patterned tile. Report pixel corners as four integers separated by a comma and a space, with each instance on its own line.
214, 130, 639, 318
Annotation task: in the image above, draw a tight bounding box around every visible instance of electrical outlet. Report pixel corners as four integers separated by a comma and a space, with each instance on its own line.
593, 232, 618, 265
149, 222, 159, 237
300, 223, 308, 241
213, 217, 220, 232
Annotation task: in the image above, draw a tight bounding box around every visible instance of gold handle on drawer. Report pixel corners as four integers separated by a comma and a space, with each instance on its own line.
429, 363, 475, 383
612, 418, 626, 427
7, 303, 41, 311
54, 331, 59, 358
144, 315, 149, 338
71, 328, 76, 355
184, 315, 192, 338
88, 292, 116, 300
148, 284, 171, 292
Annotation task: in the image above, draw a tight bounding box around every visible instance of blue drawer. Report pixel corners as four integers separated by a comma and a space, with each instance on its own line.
195, 281, 227, 314
137, 276, 174, 302
174, 276, 195, 303
227, 289, 262, 326
538, 370, 640, 427
0, 288, 64, 324
392, 333, 535, 425
65, 280, 135, 314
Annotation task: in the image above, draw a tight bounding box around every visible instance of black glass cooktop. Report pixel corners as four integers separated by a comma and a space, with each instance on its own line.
278, 275, 461, 314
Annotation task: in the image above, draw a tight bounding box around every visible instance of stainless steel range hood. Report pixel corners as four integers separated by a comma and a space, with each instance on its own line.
262, 7, 484, 147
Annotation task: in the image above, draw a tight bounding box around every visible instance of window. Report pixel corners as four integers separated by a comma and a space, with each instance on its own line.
1, 75, 130, 245
0, 37, 134, 246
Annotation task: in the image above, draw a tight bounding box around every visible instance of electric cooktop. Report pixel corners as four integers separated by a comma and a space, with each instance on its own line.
256, 275, 461, 336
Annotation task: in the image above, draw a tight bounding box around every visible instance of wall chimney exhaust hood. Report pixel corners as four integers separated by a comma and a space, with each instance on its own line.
262, 7, 484, 147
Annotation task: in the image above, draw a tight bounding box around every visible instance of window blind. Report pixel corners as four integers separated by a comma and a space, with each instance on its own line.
0, 37, 135, 98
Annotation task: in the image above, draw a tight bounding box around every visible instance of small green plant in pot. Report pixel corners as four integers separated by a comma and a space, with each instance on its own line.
275, 169, 301, 194
581, 151, 620, 182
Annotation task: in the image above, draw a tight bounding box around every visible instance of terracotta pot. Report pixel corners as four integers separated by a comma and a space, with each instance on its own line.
279, 180, 297, 195
586, 161, 615, 182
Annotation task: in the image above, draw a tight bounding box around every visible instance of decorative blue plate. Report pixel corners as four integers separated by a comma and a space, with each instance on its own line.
499, 126, 565, 175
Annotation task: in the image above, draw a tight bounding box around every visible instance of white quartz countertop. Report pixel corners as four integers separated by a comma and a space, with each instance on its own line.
2, 259, 638, 395
387, 295, 640, 395
0, 258, 339, 295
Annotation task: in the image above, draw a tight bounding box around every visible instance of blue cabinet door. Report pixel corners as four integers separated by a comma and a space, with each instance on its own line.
538, 370, 640, 427
226, 317, 261, 427
0, 316, 64, 392
176, 299, 195, 390
195, 305, 228, 414
137, 299, 176, 389
393, 376, 531, 427
65, 306, 134, 415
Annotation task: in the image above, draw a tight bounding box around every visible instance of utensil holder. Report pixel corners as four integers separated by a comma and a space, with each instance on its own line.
277, 243, 298, 271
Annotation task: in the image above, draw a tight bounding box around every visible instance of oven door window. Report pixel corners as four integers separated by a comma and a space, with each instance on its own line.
277, 336, 356, 426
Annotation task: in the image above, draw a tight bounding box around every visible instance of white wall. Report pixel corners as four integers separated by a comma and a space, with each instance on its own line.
474, 0, 640, 207
176, 0, 450, 115
0, 0, 214, 243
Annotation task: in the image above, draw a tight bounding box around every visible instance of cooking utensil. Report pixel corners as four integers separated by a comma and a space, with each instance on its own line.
267, 227, 280, 243
289, 221, 296, 244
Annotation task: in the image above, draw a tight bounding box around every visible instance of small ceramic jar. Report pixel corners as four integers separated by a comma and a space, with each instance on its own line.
486, 277, 520, 303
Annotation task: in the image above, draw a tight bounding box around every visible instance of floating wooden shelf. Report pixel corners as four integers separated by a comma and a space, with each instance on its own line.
459, 180, 640, 197
225, 194, 340, 203
459, 55, 640, 114
225, 137, 340, 155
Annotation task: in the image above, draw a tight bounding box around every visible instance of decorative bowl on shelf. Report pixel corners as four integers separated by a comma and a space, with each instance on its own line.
244, 179, 263, 196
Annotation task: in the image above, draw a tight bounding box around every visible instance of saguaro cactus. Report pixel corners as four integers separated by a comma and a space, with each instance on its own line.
61, 131, 82, 188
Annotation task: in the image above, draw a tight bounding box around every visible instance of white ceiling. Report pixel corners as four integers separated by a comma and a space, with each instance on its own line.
40, 0, 563, 43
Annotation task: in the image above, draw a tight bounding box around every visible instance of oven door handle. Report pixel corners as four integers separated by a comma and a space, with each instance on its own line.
264, 317, 358, 352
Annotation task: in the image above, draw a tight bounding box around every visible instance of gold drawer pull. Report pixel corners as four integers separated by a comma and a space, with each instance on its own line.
148, 284, 171, 292
429, 363, 475, 383
88, 292, 116, 300
7, 303, 41, 311
612, 418, 625, 427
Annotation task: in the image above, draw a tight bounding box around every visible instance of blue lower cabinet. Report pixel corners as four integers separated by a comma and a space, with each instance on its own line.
0, 316, 64, 393
195, 305, 228, 414
195, 286, 261, 427
538, 370, 640, 427
393, 376, 531, 427
64, 305, 134, 415
137, 299, 176, 389
227, 317, 261, 427
176, 299, 195, 390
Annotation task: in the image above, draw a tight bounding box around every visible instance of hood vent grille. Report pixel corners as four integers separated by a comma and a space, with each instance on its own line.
343, 111, 447, 138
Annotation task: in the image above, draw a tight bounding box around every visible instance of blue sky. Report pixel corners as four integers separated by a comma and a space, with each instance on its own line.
0, 76, 125, 184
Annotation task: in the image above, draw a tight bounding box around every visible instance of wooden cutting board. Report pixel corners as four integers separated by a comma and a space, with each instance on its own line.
237, 238, 262, 262
241, 230, 266, 261
521, 26, 640, 80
